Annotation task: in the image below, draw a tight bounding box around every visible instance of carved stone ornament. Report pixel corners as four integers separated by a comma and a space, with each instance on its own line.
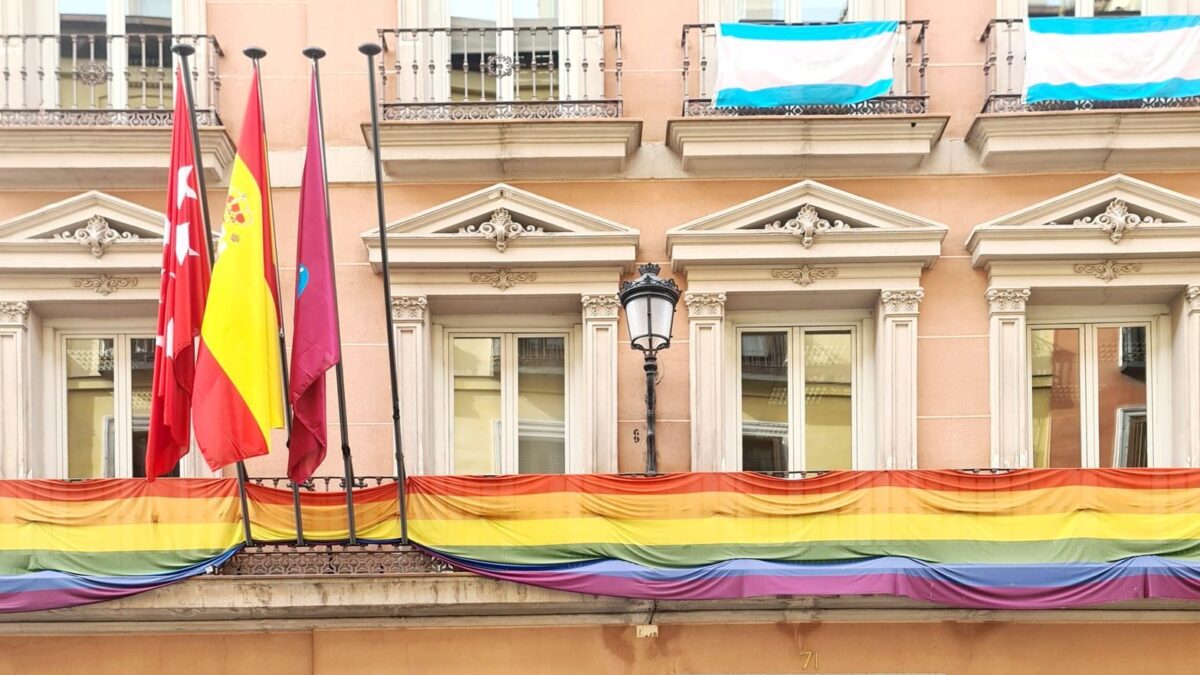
469, 269, 537, 291
73, 274, 139, 296
771, 265, 839, 287
1186, 286, 1200, 312
0, 301, 30, 323
684, 292, 727, 318
763, 204, 850, 248
459, 208, 543, 252
390, 296, 428, 321
1073, 260, 1141, 282
880, 289, 924, 314
1067, 199, 1161, 244
581, 294, 620, 319
985, 288, 1031, 313
54, 215, 139, 258
75, 61, 110, 87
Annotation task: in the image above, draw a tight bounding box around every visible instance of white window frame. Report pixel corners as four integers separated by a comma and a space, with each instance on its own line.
998, 0, 1195, 18
1026, 305, 1169, 468
734, 323, 861, 472
704, 0, 904, 23
724, 309, 874, 473
433, 314, 585, 475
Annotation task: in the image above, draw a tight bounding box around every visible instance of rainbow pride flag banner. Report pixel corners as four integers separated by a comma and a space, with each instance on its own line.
408, 470, 1200, 609
9, 469, 1200, 613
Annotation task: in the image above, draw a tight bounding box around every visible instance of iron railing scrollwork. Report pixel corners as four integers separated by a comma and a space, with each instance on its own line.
375, 24, 622, 121
216, 545, 457, 576
680, 20, 930, 117
0, 33, 222, 127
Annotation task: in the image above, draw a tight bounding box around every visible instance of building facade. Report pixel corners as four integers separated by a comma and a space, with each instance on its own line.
4, 0, 1200, 673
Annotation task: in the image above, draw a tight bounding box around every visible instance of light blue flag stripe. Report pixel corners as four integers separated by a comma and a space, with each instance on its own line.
1029, 15, 1200, 35
715, 79, 894, 108
1026, 77, 1200, 104
719, 20, 898, 41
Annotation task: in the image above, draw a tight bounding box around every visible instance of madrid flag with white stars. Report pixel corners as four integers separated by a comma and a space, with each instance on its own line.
146, 67, 211, 479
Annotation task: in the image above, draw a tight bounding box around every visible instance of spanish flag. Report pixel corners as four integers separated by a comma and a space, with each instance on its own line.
192, 71, 285, 470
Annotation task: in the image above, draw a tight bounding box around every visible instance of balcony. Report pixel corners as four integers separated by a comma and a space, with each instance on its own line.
666, 21, 947, 176
968, 18, 1200, 171
364, 25, 642, 180
0, 33, 234, 188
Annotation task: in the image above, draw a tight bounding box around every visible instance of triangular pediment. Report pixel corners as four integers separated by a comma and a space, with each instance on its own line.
0, 191, 164, 243
362, 184, 639, 269
670, 180, 949, 235
667, 180, 947, 269
967, 175, 1200, 267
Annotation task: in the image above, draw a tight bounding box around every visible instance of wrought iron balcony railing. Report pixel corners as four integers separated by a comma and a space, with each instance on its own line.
0, 33, 221, 127
981, 18, 1200, 113
376, 25, 623, 121
680, 20, 929, 117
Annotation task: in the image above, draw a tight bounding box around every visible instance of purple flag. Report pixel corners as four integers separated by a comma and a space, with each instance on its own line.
288, 70, 340, 482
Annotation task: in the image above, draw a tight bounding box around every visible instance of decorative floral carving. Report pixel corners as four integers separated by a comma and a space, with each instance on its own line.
684, 292, 726, 318
985, 288, 1031, 313
54, 215, 139, 258
763, 204, 849, 248
0, 301, 30, 323
459, 208, 542, 252
581, 294, 620, 319
75, 61, 110, 86
1073, 260, 1141, 282
73, 274, 138, 296
390, 296, 428, 321
469, 269, 536, 291
880, 289, 924, 314
1186, 286, 1200, 312
771, 265, 839, 287
1068, 199, 1161, 243
484, 54, 515, 78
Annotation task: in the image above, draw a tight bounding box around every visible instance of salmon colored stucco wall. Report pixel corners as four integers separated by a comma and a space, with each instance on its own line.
3, 622, 1198, 674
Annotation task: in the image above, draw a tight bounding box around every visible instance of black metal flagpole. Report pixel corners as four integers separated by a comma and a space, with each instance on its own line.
359, 42, 408, 544
172, 42, 254, 548
243, 46, 306, 547
303, 46, 358, 545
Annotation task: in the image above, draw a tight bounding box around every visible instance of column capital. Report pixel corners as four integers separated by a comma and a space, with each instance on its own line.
880, 289, 924, 316
986, 287, 1031, 315
685, 292, 726, 319
1187, 286, 1200, 314
581, 294, 620, 320
0, 301, 29, 325
390, 296, 428, 321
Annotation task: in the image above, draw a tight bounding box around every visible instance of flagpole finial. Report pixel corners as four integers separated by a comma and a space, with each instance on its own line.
171, 43, 195, 58
243, 46, 267, 60
302, 47, 326, 60
358, 43, 382, 57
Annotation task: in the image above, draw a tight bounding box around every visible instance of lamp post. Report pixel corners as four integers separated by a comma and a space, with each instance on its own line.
619, 263, 681, 475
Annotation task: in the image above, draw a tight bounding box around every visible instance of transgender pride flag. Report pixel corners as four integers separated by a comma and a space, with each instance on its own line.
713, 21, 898, 108
1025, 15, 1200, 104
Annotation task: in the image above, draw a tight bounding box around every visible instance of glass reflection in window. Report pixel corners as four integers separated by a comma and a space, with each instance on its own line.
741, 332, 789, 472
452, 336, 502, 475
516, 336, 566, 474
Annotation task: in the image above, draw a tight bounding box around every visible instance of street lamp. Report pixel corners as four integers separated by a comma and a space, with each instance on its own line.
619, 263, 681, 475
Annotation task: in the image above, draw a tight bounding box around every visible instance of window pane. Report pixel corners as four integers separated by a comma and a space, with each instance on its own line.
1028, 0, 1077, 16
453, 337, 502, 474
66, 338, 116, 478
741, 332, 789, 473
1031, 328, 1082, 468
126, 0, 174, 110
800, 0, 849, 22
803, 330, 853, 470
129, 337, 163, 478
517, 337, 566, 474
513, 0, 557, 23
739, 0, 785, 21
1094, 0, 1141, 16
58, 1, 110, 109
1098, 326, 1148, 468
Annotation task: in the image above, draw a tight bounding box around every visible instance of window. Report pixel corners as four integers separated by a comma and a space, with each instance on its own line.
61, 332, 166, 478
1027, 0, 1141, 16
448, 0, 560, 102
1030, 323, 1151, 468
735, 0, 850, 21
449, 332, 569, 474
55, 0, 175, 109
738, 326, 856, 472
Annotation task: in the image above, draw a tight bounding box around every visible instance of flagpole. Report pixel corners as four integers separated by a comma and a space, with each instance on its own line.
303, 45, 358, 545
243, 46, 306, 547
359, 42, 408, 545
172, 42, 254, 549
